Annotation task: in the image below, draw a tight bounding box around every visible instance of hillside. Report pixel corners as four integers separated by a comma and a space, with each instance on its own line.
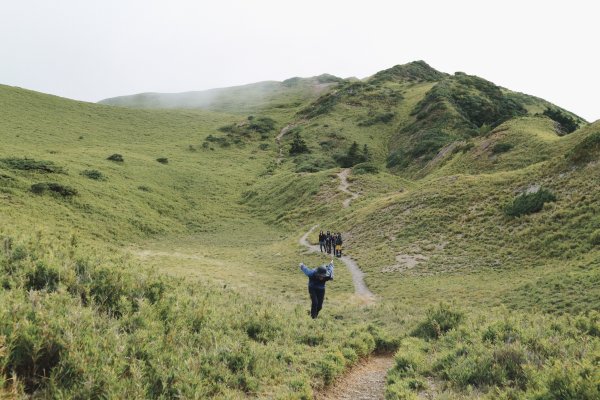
98, 74, 343, 114
1, 60, 599, 399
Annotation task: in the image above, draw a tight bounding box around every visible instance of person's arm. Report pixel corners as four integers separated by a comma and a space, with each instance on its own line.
327, 260, 334, 279
300, 263, 314, 277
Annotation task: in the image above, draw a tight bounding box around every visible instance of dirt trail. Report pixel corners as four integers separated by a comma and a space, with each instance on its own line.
299, 226, 375, 304
316, 355, 395, 400
338, 168, 359, 208
276, 123, 298, 164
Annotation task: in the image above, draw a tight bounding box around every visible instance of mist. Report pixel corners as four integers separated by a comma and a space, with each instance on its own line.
1, 0, 598, 121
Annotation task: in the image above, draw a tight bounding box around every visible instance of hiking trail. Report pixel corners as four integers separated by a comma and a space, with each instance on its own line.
299, 226, 375, 304
338, 168, 359, 208
316, 355, 395, 400
276, 123, 298, 164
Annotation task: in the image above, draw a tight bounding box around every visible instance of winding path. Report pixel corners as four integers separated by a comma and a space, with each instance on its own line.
299, 226, 375, 303
276, 123, 300, 164
338, 168, 359, 208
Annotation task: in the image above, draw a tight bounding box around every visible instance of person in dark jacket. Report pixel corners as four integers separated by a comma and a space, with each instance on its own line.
319, 230, 325, 252
299, 260, 334, 319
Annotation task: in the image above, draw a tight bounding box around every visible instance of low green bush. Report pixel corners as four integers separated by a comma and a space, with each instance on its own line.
411, 303, 464, 339
504, 188, 556, 217
156, 157, 168, 164
492, 143, 513, 154
107, 153, 124, 162
353, 162, 379, 175
30, 182, 78, 197
81, 169, 105, 180
0, 158, 64, 173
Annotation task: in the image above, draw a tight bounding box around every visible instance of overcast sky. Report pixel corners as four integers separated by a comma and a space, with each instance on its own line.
1, 0, 598, 121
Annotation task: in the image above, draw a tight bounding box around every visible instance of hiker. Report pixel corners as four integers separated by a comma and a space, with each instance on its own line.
319, 230, 325, 252
325, 231, 332, 254
335, 233, 343, 257
299, 259, 334, 319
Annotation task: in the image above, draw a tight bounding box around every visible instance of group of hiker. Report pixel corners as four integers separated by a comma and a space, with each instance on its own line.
298, 230, 344, 319
318, 230, 343, 257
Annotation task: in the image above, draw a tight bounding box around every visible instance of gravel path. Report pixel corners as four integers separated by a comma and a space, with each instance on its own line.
316, 355, 395, 400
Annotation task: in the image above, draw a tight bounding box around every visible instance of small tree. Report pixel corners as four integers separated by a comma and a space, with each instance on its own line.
289, 132, 310, 155
362, 144, 370, 162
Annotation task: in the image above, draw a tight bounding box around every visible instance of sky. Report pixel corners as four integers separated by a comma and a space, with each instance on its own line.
1, 0, 598, 121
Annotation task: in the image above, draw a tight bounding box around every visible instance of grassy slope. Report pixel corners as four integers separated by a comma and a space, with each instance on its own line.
98, 75, 342, 114
1, 58, 599, 399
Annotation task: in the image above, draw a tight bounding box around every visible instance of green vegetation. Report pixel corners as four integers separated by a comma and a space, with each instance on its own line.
107, 153, 124, 162
0, 158, 65, 173
543, 107, 580, 134
504, 188, 557, 217
0, 59, 598, 398
387, 307, 599, 399
80, 169, 106, 180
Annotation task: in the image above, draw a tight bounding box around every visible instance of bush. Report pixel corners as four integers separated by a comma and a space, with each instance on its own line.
492, 143, 513, 154
156, 157, 169, 164
30, 182, 78, 197
289, 132, 310, 155
107, 153, 124, 162
353, 162, 379, 175
25, 262, 60, 291
411, 303, 464, 339
0, 158, 64, 173
334, 142, 369, 168
81, 169, 105, 180
543, 108, 579, 134
504, 188, 556, 217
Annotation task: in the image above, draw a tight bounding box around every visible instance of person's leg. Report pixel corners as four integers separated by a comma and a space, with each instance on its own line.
309, 287, 319, 319
315, 288, 325, 317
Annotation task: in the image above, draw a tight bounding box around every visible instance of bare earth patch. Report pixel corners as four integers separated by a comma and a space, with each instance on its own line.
381, 253, 429, 273
317, 355, 395, 400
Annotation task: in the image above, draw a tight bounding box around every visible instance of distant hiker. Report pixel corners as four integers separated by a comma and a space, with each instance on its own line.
335, 233, 343, 257
319, 230, 325, 252
325, 231, 332, 254
299, 260, 334, 319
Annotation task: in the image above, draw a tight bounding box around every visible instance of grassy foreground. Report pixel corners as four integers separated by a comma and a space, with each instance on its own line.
1, 58, 599, 399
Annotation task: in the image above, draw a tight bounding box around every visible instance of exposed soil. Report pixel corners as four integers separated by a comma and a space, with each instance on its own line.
316, 355, 395, 400
338, 168, 359, 208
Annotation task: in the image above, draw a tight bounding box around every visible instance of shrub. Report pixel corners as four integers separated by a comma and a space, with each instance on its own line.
107, 153, 124, 162
258, 143, 269, 151
81, 169, 105, 180
25, 262, 60, 291
289, 132, 310, 155
138, 185, 152, 192
504, 188, 556, 217
411, 303, 464, 339
543, 108, 579, 134
30, 183, 78, 197
0, 158, 64, 173
156, 157, 168, 164
334, 142, 368, 168
492, 143, 513, 154
353, 162, 379, 175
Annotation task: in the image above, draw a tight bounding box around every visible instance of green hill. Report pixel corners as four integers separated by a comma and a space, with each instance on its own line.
98, 74, 343, 114
1, 59, 599, 399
